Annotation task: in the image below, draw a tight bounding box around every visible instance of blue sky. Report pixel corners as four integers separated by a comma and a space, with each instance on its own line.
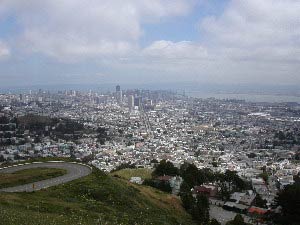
0, 0, 299, 87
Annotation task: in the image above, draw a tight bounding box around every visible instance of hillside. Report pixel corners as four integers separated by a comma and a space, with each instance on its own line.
111, 168, 152, 180
0, 167, 67, 189
0, 164, 196, 225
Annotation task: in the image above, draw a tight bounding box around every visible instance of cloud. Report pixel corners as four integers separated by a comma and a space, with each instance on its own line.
130, 0, 300, 84
0, 41, 10, 59
0, 0, 194, 60
200, 0, 300, 62
0, 0, 299, 85
142, 40, 208, 60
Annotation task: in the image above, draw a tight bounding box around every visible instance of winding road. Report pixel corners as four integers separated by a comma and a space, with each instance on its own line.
0, 162, 92, 192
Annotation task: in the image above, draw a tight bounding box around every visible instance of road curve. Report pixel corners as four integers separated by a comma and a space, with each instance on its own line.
0, 162, 92, 192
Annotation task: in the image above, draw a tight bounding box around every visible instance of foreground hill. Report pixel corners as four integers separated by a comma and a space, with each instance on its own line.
0, 164, 195, 225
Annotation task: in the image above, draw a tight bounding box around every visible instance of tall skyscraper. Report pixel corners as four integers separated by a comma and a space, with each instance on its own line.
116, 85, 121, 92
134, 97, 141, 107
115, 85, 122, 103
128, 95, 134, 109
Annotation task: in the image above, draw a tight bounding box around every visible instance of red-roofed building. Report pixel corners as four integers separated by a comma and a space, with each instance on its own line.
193, 185, 218, 197
248, 206, 268, 215
156, 175, 173, 182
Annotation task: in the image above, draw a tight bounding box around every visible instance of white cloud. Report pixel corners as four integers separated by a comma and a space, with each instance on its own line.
132, 0, 300, 84
0, 0, 194, 60
0, 0, 299, 85
200, 0, 300, 62
143, 40, 208, 60
0, 41, 10, 59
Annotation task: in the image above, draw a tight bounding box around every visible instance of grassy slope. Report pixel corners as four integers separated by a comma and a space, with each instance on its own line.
111, 168, 153, 180
0, 168, 67, 189
0, 167, 196, 225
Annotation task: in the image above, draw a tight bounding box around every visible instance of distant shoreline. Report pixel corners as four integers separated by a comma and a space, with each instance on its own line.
187, 91, 300, 103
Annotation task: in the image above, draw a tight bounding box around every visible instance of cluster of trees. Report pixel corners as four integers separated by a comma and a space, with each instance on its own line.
111, 163, 136, 172
0, 116, 11, 124
179, 162, 249, 200
273, 183, 300, 224
253, 194, 267, 208
141, 160, 254, 224
151, 160, 179, 177
17, 114, 55, 131
141, 160, 176, 193
16, 114, 86, 140
179, 163, 249, 224
225, 214, 248, 225
150, 161, 232, 224
0, 155, 5, 162
143, 178, 172, 193
96, 127, 110, 145
274, 130, 300, 146
180, 190, 211, 224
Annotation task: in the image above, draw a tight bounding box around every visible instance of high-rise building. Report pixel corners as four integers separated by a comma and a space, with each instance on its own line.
117, 90, 122, 103
116, 85, 121, 92
128, 95, 134, 109
134, 97, 141, 107
115, 85, 122, 103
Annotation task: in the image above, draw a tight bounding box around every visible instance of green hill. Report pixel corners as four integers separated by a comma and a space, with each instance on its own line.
0, 165, 196, 225
111, 168, 153, 180
0, 167, 67, 189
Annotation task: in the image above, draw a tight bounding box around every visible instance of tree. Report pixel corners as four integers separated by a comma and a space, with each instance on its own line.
150, 159, 158, 164
157, 180, 172, 193
180, 180, 191, 193
259, 172, 269, 184
209, 218, 221, 225
275, 131, 286, 140
253, 194, 267, 208
0, 154, 5, 162
218, 182, 230, 201
275, 184, 300, 224
180, 162, 199, 187
224, 170, 247, 191
180, 184, 210, 223
212, 161, 218, 167
180, 191, 195, 213
152, 160, 179, 177
200, 168, 215, 183
247, 153, 257, 158
293, 174, 300, 185
226, 214, 246, 225
192, 194, 210, 224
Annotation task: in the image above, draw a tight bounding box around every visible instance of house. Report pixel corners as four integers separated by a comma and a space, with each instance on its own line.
239, 190, 256, 206
193, 184, 218, 197
223, 202, 248, 213
130, 177, 143, 184
169, 176, 183, 195
155, 175, 183, 195
223, 191, 256, 212
248, 206, 268, 215
156, 175, 173, 182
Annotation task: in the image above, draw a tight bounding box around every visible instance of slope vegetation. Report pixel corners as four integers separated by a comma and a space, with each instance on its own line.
0, 165, 195, 225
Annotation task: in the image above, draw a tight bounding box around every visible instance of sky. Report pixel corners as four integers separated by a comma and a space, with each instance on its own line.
0, 0, 299, 87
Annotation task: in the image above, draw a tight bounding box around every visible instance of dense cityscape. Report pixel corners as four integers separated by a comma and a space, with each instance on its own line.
1, 86, 300, 224
1, 1, 300, 224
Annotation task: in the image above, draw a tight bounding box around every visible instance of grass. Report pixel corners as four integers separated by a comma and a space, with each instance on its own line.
0, 168, 67, 189
0, 163, 196, 225
0, 157, 78, 168
111, 168, 153, 180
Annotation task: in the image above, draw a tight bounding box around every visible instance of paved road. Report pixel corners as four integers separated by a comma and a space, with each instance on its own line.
0, 162, 92, 192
